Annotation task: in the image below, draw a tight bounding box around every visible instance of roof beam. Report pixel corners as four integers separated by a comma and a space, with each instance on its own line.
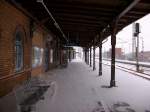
129, 10, 149, 15
63, 28, 97, 32
60, 22, 101, 29
117, 0, 141, 20
57, 18, 107, 27
46, 1, 118, 13
53, 13, 111, 22
52, 8, 115, 17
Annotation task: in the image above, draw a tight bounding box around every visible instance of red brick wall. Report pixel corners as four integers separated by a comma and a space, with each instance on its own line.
0, 1, 31, 97
0, 1, 61, 97
31, 28, 45, 76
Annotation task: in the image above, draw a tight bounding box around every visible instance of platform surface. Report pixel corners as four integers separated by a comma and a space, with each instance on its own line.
35, 59, 150, 112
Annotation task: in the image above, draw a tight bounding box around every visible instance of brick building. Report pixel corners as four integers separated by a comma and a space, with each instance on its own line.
0, 0, 74, 97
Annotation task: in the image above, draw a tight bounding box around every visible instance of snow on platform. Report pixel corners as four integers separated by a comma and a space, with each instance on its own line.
34, 59, 150, 112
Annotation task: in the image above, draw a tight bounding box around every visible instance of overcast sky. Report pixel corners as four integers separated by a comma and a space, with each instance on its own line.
102, 13, 150, 54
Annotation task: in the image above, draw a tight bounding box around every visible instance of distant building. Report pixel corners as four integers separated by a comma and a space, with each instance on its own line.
139, 51, 150, 62
124, 51, 150, 62
103, 48, 124, 59
115, 48, 123, 59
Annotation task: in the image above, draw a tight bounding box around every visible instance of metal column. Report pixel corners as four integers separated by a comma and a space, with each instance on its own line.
84, 50, 87, 63
87, 49, 89, 65
110, 23, 117, 87
90, 47, 92, 67
99, 38, 102, 76
93, 46, 96, 71
59, 48, 62, 65
136, 34, 140, 72
69, 48, 71, 62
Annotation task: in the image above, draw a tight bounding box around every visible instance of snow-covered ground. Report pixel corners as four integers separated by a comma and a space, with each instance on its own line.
35, 58, 150, 112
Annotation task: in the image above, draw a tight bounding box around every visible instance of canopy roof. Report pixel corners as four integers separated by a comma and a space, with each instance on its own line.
9, 0, 150, 47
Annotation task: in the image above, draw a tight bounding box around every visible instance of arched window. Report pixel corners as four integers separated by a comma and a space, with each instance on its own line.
15, 32, 23, 72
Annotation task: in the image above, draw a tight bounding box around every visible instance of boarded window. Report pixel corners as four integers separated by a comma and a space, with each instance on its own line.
50, 49, 53, 63
32, 46, 43, 68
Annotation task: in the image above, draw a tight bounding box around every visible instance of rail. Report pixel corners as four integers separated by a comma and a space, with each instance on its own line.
94, 57, 150, 80
101, 58, 150, 68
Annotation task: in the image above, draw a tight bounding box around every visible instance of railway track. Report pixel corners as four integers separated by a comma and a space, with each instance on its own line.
94, 58, 150, 80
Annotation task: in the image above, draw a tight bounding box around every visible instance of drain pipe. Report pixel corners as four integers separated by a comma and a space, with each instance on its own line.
37, 0, 68, 43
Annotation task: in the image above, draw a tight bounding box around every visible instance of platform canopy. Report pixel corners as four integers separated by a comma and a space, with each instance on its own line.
9, 0, 150, 47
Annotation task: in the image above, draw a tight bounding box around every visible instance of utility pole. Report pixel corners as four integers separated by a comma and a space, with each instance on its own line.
136, 33, 139, 72
133, 23, 140, 72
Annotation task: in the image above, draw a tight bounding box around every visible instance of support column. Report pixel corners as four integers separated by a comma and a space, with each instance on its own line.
93, 45, 96, 71
136, 33, 140, 72
85, 49, 87, 63
87, 49, 89, 65
99, 37, 102, 76
69, 48, 71, 62
110, 22, 117, 87
59, 47, 62, 65
90, 47, 92, 67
